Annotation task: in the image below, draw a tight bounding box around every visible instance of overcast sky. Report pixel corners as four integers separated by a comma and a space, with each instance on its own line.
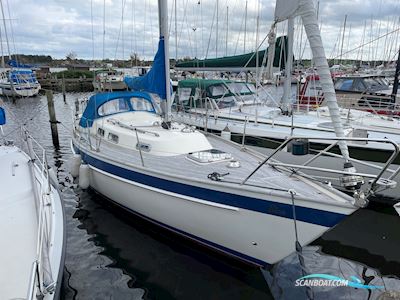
2, 0, 399, 61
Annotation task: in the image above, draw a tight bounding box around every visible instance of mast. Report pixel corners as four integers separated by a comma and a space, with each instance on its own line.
298, 0, 349, 160
103, 0, 106, 60
0, 16, 5, 68
281, 17, 294, 114
225, 6, 228, 57
0, 0, 11, 60
216, 0, 218, 57
158, 0, 171, 123
255, 0, 260, 100
339, 14, 347, 65
391, 47, 400, 103
174, 0, 178, 61
244, 0, 247, 53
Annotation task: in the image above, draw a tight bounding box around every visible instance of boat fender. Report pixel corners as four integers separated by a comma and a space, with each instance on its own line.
220, 125, 231, 141
70, 154, 81, 177
394, 202, 400, 217
78, 164, 90, 189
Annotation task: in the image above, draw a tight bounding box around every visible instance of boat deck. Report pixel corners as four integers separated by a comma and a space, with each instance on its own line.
0, 146, 37, 299
77, 132, 351, 205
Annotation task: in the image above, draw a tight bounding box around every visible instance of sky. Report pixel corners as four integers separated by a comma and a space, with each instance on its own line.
1, 0, 399, 62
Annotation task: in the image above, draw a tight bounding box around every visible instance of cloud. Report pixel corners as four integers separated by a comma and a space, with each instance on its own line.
2, 0, 400, 61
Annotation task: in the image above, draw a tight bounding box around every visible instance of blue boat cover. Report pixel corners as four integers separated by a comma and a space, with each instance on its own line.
8, 59, 35, 68
124, 38, 171, 100
79, 91, 154, 128
0, 107, 5, 125
9, 70, 37, 83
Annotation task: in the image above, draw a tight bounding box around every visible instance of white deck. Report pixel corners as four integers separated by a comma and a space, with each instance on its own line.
0, 146, 38, 299
75, 127, 354, 206
0, 145, 64, 299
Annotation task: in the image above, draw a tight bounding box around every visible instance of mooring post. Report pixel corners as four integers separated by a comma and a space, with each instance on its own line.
62, 72, 66, 103
46, 90, 60, 149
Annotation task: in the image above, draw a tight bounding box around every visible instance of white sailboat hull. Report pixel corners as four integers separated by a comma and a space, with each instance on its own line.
74, 143, 356, 265
0, 83, 41, 97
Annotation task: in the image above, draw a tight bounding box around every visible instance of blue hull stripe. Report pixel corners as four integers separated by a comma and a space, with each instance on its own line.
75, 145, 349, 228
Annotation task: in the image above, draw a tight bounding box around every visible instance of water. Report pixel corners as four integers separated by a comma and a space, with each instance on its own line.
1, 93, 400, 299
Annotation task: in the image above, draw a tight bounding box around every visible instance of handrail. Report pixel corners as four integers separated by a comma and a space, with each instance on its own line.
241, 136, 400, 199
107, 118, 160, 137
22, 127, 55, 299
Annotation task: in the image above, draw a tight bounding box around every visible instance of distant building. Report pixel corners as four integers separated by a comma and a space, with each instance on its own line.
67, 64, 90, 71
35, 66, 51, 79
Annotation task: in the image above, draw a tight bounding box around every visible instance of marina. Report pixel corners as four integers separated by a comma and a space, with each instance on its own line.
1, 0, 400, 299
1, 92, 400, 299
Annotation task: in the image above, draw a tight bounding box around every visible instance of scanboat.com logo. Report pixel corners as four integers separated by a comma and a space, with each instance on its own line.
295, 274, 384, 290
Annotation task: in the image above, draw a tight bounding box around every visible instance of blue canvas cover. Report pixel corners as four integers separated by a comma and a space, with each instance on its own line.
9, 70, 37, 83
0, 107, 5, 125
8, 60, 35, 68
124, 38, 171, 100
79, 91, 154, 128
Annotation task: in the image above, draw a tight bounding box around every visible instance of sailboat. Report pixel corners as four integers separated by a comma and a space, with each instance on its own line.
0, 66, 41, 97
71, 0, 398, 266
171, 5, 400, 166
0, 107, 65, 299
92, 68, 127, 91
0, 1, 41, 97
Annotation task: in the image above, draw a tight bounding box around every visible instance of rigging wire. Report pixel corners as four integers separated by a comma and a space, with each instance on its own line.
332, 27, 400, 60
113, 0, 127, 61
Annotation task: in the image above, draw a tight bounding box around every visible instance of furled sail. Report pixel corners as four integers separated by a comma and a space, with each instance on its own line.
275, 0, 350, 160
175, 36, 288, 71
124, 38, 170, 100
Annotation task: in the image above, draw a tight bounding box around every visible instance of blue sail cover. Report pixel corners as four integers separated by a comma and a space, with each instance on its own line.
124, 38, 170, 100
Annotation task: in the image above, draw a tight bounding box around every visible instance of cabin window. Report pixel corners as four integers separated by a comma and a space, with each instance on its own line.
97, 128, 105, 137
335, 79, 353, 91
108, 133, 119, 143
226, 82, 253, 95
209, 85, 229, 97
98, 98, 129, 116
215, 96, 236, 109
178, 88, 192, 102
130, 97, 154, 112
136, 142, 151, 152
353, 80, 366, 91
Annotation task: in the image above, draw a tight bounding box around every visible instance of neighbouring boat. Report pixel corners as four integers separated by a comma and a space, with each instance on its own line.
0, 107, 65, 299
71, 0, 400, 266
0, 69, 41, 97
299, 74, 400, 115
93, 68, 127, 91
172, 77, 400, 164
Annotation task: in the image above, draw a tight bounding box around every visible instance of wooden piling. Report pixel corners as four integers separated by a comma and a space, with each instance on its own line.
46, 90, 60, 149
62, 73, 66, 103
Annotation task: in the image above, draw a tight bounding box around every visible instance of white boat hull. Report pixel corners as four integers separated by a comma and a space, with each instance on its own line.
0, 83, 41, 97
74, 143, 355, 265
